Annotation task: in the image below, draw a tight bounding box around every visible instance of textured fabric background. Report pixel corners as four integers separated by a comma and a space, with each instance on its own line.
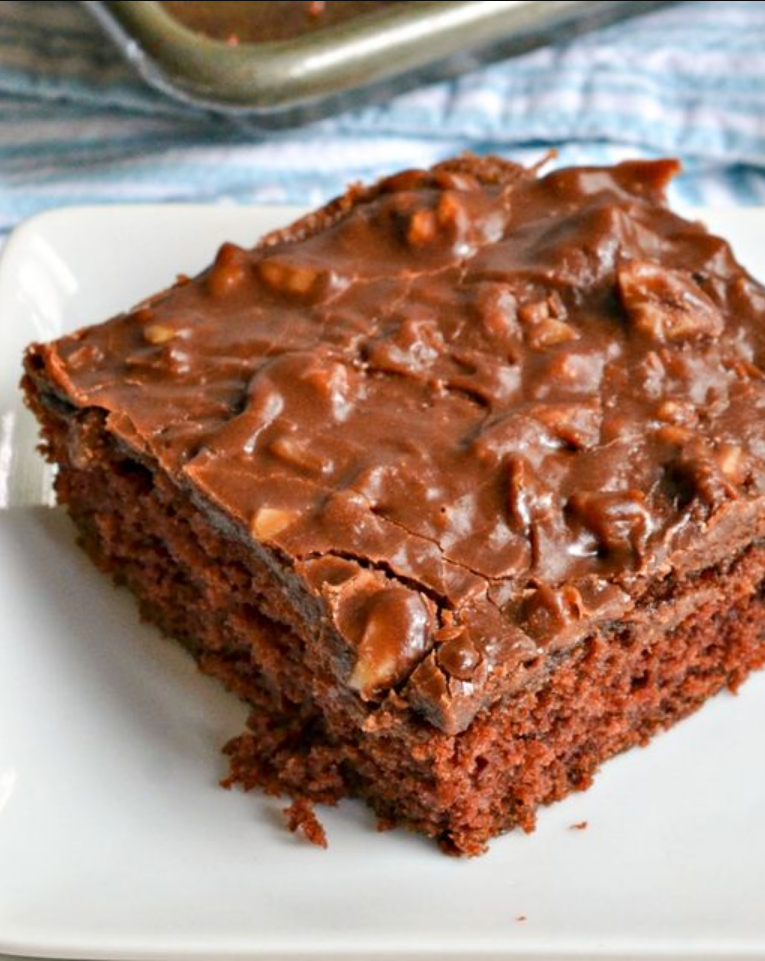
1, 0, 765, 239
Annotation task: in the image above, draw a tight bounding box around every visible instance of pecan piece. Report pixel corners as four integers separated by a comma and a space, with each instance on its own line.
521, 584, 585, 639
349, 588, 433, 699
435, 629, 482, 682
258, 258, 319, 296
143, 323, 176, 345
617, 260, 724, 342
567, 489, 653, 557
406, 208, 438, 247
667, 439, 742, 509
507, 455, 555, 530
207, 242, 248, 297
251, 507, 300, 541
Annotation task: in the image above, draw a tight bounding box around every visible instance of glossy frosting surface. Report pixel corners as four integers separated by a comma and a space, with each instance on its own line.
32, 156, 765, 732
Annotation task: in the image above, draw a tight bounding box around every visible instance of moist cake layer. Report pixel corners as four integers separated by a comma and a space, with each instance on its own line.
22, 395, 765, 854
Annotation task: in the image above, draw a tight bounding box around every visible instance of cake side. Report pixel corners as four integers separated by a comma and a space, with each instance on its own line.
21, 385, 765, 853
22, 154, 765, 736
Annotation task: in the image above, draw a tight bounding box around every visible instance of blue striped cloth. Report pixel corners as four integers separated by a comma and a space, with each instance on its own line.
1, 0, 765, 241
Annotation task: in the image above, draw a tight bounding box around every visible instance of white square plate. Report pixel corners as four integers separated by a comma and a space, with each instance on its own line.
1, 205, 765, 961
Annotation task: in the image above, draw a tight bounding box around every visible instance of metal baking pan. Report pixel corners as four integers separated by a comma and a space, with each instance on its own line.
84, 0, 678, 127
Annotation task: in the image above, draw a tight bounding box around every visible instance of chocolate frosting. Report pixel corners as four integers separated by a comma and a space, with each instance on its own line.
28, 155, 765, 733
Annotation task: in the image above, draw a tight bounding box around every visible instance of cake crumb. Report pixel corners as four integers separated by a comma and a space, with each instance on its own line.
516, 915, 527, 923
570, 820, 588, 831
376, 816, 396, 833
284, 799, 328, 848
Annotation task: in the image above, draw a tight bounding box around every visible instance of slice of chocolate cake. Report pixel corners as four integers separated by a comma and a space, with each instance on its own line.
22, 155, 765, 854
